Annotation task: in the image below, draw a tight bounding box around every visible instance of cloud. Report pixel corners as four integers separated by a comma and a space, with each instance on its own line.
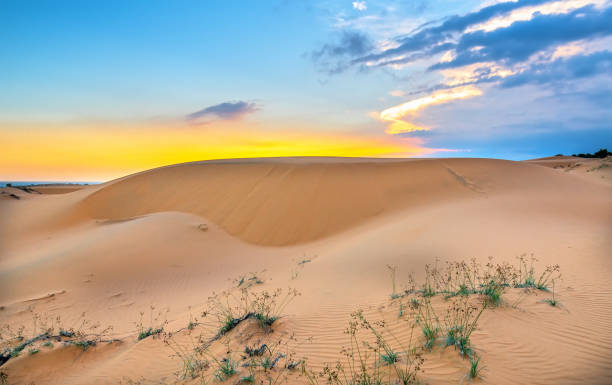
313, 0, 611, 150
353, 1, 367, 11
311, 30, 373, 73
316, 0, 612, 78
313, 30, 373, 58
500, 50, 612, 87
379, 86, 483, 134
430, 5, 612, 70
352, 0, 553, 67
433, 49, 612, 88
186, 101, 258, 123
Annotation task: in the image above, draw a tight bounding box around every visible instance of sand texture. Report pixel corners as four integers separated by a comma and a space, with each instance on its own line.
1, 157, 611, 384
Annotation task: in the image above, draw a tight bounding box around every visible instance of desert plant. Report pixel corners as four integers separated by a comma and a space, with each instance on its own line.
421, 264, 437, 297
250, 288, 299, 332
214, 353, 237, 381
235, 272, 265, 288
163, 333, 210, 380
416, 299, 439, 350
303, 310, 423, 385
136, 305, 168, 341
443, 298, 486, 357
515, 255, 560, 290
469, 355, 481, 378
387, 265, 398, 299
380, 350, 399, 365
0, 312, 115, 364
208, 286, 299, 337
544, 279, 558, 307
481, 279, 504, 306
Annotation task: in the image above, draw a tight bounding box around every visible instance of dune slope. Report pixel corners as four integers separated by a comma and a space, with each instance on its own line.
76, 157, 603, 246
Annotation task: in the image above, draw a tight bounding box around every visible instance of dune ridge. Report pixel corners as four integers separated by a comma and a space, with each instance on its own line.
75, 157, 604, 246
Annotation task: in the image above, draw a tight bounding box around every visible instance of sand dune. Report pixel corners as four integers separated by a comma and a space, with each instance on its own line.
76, 157, 606, 246
1, 157, 611, 384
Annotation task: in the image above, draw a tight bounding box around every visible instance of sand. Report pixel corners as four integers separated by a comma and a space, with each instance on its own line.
0, 156, 611, 384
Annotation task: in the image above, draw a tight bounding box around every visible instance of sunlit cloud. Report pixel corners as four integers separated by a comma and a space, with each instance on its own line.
441, 62, 516, 86
384, 120, 429, 135
440, 50, 456, 63
389, 89, 405, 97
466, 0, 609, 33
379, 85, 483, 134
551, 42, 586, 60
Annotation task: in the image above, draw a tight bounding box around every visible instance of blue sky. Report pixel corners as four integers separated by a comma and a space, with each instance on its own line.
1, 0, 611, 179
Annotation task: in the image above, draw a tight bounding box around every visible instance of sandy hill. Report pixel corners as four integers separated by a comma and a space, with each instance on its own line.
0, 157, 611, 385
75, 157, 605, 245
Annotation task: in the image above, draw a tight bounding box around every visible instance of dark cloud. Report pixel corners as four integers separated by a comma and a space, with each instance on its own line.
500, 50, 612, 87
430, 5, 612, 70
311, 30, 373, 74
316, 0, 612, 89
428, 50, 612, 89
313, 30, 373, 59
186, 101, 258, 122
352, 0, 552, 66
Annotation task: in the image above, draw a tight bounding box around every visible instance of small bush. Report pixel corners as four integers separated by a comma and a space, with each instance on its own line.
208, 287, 299, 337
481, 280, 503, 306
443, 298, 486, 357
214, 355, 237, 381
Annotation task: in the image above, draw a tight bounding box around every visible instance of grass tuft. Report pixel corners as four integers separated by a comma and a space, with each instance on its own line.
469, 355, 481, 379
481, 280, 503, 306
137, 327, 163, 341
214, 355, 237, 381
416, 299, 439, 351
381, 350, 399, 365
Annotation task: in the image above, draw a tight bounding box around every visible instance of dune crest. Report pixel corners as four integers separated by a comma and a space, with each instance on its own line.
76, 157, 589, 246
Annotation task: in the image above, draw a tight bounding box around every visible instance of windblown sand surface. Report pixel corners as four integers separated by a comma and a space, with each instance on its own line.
1, 157, 611, 384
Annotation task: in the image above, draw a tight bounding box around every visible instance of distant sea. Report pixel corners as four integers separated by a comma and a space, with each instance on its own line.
0, 181, 100, 187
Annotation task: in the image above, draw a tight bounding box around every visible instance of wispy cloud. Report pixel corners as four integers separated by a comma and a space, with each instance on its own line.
379, 86, 483, 134
186, 101, 258, 123
315, 0, 612, 87
314, 0, 612, 144
500, 50, 612, 87
350, 0, 554, 67
429, 5, 612, 70
312, 30, 373, 73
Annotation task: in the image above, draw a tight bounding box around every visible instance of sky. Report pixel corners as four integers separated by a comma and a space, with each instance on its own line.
1, 0, 611, 181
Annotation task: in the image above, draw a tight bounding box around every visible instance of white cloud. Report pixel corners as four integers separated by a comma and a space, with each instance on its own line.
352, 1, 367, 11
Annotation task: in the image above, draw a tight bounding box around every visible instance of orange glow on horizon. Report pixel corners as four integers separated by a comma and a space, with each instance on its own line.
1, 122, 444, 181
